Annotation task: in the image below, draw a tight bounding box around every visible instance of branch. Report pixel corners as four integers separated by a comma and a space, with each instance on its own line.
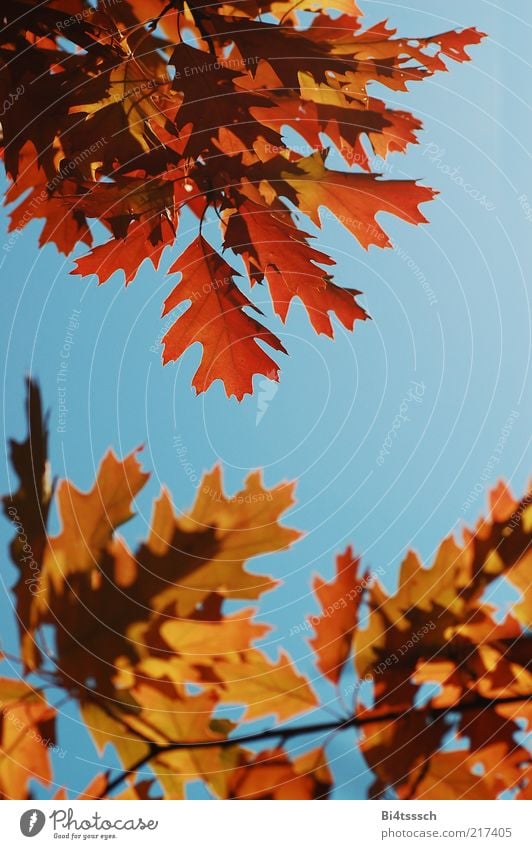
101, 693, 530, 796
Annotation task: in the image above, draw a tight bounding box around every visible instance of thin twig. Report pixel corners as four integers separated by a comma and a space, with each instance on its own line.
102, 693, 530, 796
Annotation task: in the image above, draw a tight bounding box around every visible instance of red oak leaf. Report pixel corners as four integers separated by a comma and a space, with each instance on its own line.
161, 236, 286, 398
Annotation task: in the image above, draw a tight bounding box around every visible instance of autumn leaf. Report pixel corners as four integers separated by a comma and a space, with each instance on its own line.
309, 546, 368, 683
44, 447, 150, 586
207, 649, 318, 722
354, 480, 532, 799
0, 678, 56, 800
1, 385, 531, 800
161, 236, 286, 399
225, 199, 368, 335
126, 683, 237, 800
2, 379, 52, 670
283, 152, 435, 249
0, 1, 484, 396
72, 219, 175, 286
228, 746, 332, 799
6, 142, 92, 256
1, 383, 312, 798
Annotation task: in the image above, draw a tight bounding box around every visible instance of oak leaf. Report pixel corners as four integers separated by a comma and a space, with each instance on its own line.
309, 546, 368, 683
161, 235, 286, 398
3, 386, 529, 800
0, 2, 484, 396
0, 678, 56, 800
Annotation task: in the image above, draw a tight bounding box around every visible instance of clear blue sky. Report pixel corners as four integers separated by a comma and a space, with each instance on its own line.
1, 0, 531, 799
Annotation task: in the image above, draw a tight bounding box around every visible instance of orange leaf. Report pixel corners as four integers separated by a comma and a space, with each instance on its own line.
226, 200, 368, 335
0, 679, 56, 800
284, 153, 435, 249
310, 546, 368, 683
162, 236, 286, 399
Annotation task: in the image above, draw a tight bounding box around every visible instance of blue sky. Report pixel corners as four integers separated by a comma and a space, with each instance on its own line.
0, 0, 531, 799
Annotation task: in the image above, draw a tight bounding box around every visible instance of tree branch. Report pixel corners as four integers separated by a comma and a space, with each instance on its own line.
101, 693, 530, 797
